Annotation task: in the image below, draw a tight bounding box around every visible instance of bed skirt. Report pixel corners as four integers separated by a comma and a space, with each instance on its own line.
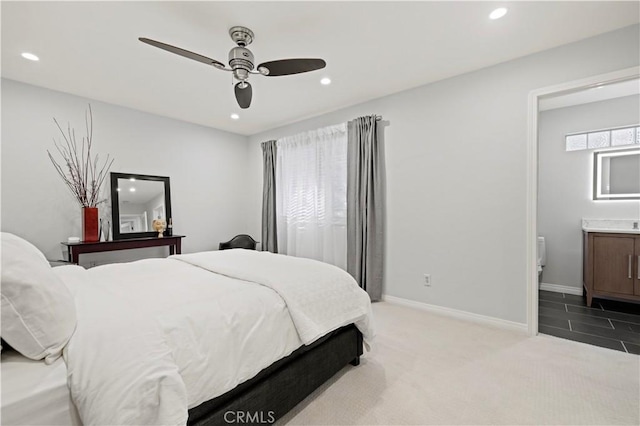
188, 324, 363, 425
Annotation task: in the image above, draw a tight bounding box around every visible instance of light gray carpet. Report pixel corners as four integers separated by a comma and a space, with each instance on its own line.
280, 301, 640, 425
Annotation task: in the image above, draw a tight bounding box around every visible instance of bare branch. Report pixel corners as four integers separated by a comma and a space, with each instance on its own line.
47, 105, 113, 208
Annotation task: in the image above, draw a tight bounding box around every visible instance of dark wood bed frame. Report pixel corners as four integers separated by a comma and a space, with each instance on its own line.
188, 324, 363, 425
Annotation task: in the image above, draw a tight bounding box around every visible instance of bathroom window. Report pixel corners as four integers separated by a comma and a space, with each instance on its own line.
566, 125, 639, 152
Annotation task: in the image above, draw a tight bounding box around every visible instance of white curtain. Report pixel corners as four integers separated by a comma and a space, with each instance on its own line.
276, 123, 348, 269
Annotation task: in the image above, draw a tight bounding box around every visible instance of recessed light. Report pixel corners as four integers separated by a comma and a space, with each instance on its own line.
21, 52, 39, 61
489, 7, 508, 20
320, 77, 331, 85
129, 178, 136, 182
230, 113, 240, 120
129, 187, 136, 192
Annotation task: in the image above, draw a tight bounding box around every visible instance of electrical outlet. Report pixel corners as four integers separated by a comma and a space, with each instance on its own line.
423, 274, 431, 287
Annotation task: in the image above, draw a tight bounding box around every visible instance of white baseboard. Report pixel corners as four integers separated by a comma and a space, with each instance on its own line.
381, 294, 527, 334
539, 282, 583, 296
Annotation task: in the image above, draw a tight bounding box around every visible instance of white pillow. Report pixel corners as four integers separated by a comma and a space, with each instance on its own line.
1, 232, 77, 363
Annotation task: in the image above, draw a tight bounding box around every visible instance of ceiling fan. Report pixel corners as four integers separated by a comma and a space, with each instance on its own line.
139, 26, 326, 109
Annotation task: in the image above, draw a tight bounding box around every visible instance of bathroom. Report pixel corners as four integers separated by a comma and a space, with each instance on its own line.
537, 77, 640, 354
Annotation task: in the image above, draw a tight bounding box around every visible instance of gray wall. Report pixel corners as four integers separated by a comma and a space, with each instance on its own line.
538, 95, 640, 290
246, 25, 640, 325
1, 79, 250, 266
1, 25, 638, 325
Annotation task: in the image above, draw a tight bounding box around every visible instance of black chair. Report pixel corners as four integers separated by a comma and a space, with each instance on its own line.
219, 234, 258, 250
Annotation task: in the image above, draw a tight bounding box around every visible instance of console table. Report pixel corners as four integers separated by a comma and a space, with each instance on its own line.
61, 235, 185, 265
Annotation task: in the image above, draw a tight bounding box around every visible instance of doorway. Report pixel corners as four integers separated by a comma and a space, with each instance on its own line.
527, 67, 640, 353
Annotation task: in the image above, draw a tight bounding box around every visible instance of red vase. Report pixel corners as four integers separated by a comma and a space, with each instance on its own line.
82, 207, 99, 242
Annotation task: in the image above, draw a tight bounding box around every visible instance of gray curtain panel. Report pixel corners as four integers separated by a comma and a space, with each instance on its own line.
261, 140, 278, 253
347, 115, 383, 301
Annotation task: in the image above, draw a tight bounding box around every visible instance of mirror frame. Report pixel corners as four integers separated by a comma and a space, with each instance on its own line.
593, 148, 640, 201
110, 172, 172, 240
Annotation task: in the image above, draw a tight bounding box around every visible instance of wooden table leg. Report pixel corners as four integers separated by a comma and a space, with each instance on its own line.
70, 247, 80, 264
169, 238, 181, 255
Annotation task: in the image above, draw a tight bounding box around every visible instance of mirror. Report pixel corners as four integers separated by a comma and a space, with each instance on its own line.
110, 172, 172, 239
593, 148, 640, 200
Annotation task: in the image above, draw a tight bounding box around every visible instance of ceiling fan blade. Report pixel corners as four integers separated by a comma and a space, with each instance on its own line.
257, 58, 326, 76
235, 81, 253, 109
139, 37, 225, 68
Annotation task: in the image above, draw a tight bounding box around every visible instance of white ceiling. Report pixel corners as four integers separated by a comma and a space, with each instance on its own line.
2, 1, 639, 136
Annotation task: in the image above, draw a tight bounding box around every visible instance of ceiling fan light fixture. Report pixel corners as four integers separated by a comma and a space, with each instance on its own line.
234, 69, 250, 81
489, 7, 508, 20
234, 81, 253, 109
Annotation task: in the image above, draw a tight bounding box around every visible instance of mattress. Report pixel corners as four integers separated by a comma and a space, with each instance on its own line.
1, 349, 81, 425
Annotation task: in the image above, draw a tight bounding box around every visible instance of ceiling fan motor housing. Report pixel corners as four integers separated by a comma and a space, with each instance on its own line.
229, 46, 254, 81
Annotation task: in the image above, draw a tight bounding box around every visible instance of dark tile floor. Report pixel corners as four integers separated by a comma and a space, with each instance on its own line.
538, 290, 640, 355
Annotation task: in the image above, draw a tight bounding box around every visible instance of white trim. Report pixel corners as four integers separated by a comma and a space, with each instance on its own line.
382, 294, 527, 334
527, 88, 539, 337
566, 123, 640, 137
539, 282, 584, 296
526, 66, 640, 338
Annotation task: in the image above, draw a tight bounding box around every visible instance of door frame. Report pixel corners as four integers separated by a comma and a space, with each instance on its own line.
526, 66, 640, 336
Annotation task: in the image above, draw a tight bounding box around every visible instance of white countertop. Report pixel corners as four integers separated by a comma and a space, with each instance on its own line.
582, 228, 640, 234
582, 219, 640, 234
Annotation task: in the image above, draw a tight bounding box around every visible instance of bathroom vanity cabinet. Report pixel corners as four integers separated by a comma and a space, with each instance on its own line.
583, 231, 640, 307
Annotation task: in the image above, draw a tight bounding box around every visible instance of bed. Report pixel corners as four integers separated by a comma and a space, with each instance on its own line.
0, 233, 373, 425
1, 349, 81, 425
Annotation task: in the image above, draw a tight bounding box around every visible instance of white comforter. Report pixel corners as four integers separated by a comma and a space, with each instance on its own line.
174, 250, 374, 347
58, 250, 374, 425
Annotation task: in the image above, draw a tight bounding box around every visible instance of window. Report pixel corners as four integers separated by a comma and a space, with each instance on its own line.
275, 124, 348, 269
566, 125, 639, 151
